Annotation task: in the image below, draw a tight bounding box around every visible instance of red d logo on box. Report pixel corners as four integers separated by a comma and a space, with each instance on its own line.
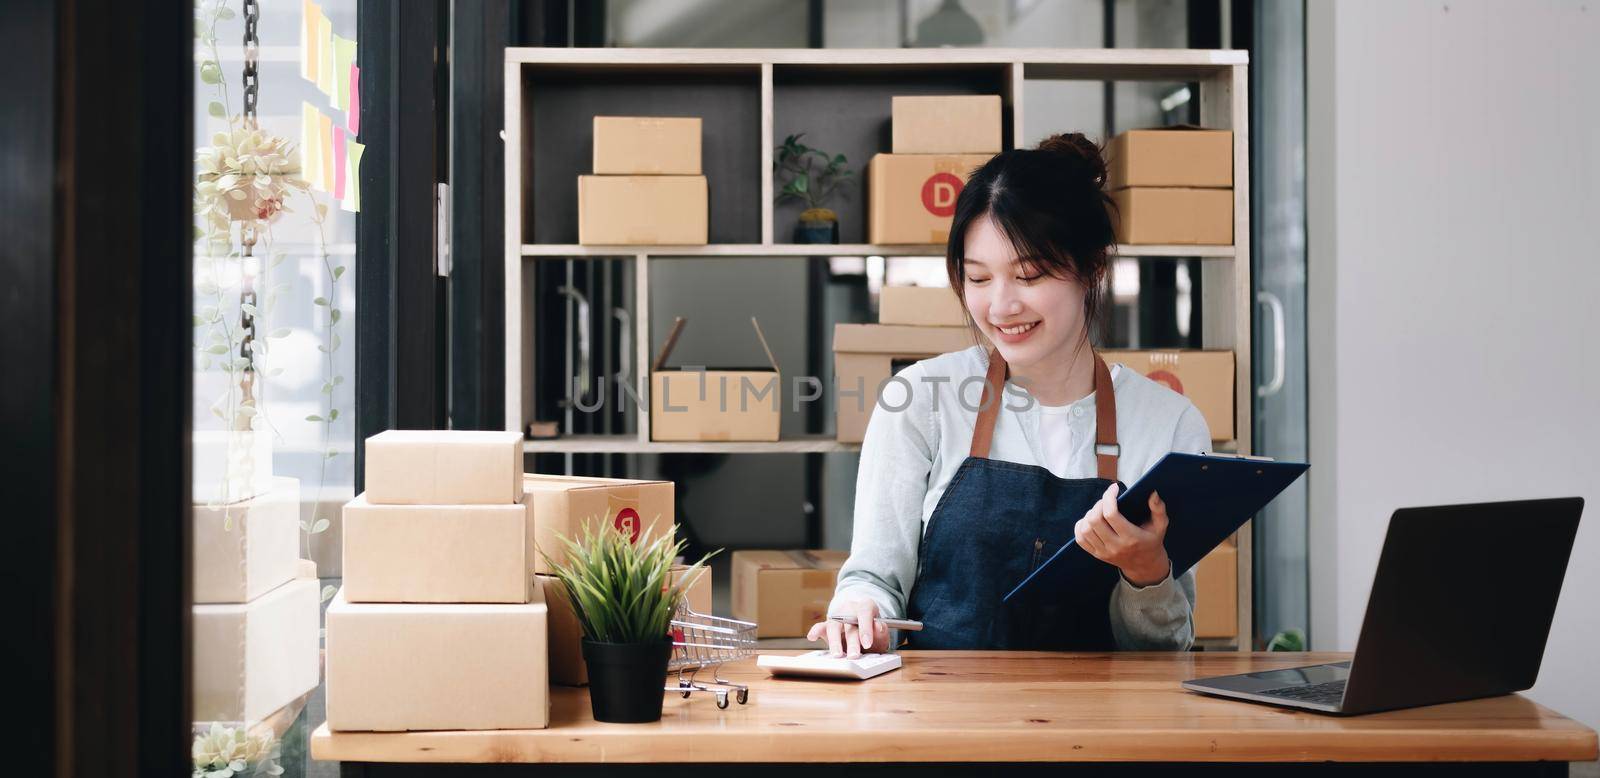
1147, 369, 1186, 396
921, 172, 964, 217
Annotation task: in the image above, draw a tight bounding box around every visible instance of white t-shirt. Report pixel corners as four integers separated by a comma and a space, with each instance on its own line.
1037, 364, 1121, 479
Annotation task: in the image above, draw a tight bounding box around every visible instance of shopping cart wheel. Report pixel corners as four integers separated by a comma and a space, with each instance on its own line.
736, 688, 749, 705
681, 690, 691, 698
716, 692, 730, 709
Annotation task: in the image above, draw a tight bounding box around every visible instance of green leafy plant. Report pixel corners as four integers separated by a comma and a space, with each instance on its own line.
542, 519, 717, 644
1266, 628, 1306, 652
774, 133, 854, 221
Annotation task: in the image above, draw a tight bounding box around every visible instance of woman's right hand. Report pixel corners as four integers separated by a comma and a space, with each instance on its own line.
805, 599, 890, 658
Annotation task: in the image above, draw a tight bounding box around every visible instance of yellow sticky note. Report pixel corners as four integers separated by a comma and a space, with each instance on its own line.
317, 13, 336, 98
317, 111, 335, 192
301, 102, 324, 192
301, 1, 322, 84
342, 140, 365, 212
333, 36, 357, 112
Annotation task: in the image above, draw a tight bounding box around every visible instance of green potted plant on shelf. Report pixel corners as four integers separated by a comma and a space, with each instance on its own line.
774, 133, 854, 244
543, 520, 716, 723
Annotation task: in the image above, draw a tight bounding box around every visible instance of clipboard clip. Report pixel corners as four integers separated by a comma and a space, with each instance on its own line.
1202, 451, 1277, 462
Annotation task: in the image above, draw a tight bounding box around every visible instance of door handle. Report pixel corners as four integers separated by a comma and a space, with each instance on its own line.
556, 285, 591, 405
1256, 290, 1286, 398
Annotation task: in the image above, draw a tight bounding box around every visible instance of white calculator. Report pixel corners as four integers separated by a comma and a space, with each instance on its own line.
757, 650, 903, 680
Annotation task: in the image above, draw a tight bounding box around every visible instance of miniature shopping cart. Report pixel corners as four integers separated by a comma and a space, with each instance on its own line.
665, 604, 758, 709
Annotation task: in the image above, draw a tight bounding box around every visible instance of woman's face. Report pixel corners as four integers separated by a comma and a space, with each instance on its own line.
960, 214, 1089, 371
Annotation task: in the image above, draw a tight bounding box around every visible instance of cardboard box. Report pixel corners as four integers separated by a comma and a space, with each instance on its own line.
524, 473, 675, 574
1105, 127, 1232, 189
541, 565, 712, 687
592, 116, 701, 175
867, 153, 993, 245
193, 575, 321, 724
578, 175, 707, 245
1100, 350, 1234, 441
193, 476, 301, 604
833, 324, 978, 443
341, 493, 534, 603
193, 429, 274, 505
891, 95, 1002, 154
1108, 187, 1233, 245
364, 430, 523, 505
731, 549, 848, 638
879, 285, 966, 327
650, 317, 780, 442
1192, 542, 1238, 639
325, 585, 550, 731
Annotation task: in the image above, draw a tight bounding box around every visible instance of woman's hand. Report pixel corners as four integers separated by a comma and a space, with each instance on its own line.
1074, 483, 1172, 587
805, 599, 890, 659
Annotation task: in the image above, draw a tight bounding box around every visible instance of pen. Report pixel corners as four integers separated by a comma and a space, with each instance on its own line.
831, 615, 924, 632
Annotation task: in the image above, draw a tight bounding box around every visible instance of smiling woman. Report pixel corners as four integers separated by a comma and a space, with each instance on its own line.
817, 132, 1210, 658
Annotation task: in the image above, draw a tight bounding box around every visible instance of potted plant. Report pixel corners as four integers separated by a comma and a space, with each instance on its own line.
774, 133, 854, 244
543, 521, 716, 723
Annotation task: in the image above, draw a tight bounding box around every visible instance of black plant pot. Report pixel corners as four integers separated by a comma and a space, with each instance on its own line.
581, 638, 673, 723
794, 219, 839, 244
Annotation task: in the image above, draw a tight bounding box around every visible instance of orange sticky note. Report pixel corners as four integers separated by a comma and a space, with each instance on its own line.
301, 1, 322, 84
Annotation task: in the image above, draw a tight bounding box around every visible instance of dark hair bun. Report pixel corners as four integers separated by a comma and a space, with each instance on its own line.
1036, 132, 1108, 190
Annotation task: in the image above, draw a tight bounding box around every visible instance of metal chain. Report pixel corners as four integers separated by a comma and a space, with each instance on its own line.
236, 0, 262, 427
242, 0, 260, 127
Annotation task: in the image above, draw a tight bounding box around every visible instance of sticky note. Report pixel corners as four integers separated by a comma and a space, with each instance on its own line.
333, 36, 357, 112
301, 1, 322, 84
301, 102, 324, 191
332, 127, 347, 200
317, 13, 335, 98
317, 111, 335, 192
342, 140, 365, 212
347, 65, 360, 135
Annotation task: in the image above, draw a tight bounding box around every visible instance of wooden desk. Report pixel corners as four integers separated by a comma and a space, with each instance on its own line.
311, 651, 1596, 775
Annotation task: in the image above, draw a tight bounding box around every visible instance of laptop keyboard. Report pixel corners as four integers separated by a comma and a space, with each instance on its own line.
1260, 679, 1347, 705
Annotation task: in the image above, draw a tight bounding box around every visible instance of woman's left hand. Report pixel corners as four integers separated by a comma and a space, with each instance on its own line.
1074, 482, 1172, 587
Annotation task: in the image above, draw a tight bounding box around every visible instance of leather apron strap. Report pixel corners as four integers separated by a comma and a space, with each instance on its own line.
969, 349, 1120, 481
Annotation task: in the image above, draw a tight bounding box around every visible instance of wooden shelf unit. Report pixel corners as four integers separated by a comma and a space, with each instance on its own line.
504, 47, 1253, 647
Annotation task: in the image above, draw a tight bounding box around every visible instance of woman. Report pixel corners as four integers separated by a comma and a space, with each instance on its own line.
809, 133, 1207, 657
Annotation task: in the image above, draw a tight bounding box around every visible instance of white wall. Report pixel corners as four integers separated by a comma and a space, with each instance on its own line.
1307, 0, 1600, 729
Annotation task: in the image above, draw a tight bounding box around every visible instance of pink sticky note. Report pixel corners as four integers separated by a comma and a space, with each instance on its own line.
348, 65, 360, 135
332, 127, 348, 200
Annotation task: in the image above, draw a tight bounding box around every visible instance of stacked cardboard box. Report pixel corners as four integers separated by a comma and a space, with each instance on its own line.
868, 96, 1000, 245
579, 116, 707, 245
1099, 349, 1235, 442
192, 466, 321, 725
1104, 127, 1234, 245
524, 472, 680, 686
833, 286, 978, 443
650, 317, 782, 442
327, 430, 551, 731
731, 549, 849, 638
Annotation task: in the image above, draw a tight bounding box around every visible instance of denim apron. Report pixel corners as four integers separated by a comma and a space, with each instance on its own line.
905, 350, 1124, 650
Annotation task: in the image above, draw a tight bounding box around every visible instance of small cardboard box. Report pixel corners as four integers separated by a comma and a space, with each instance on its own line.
192, 429, 274, 506
891, 95, 1003, 154
325, 585, 550, 731
524, 472, 676, 574
650, 317, 781, 442
341, 493, 534, 603
833, 323, 978, 443
1192, 542, 1238, 639
193, 574, 322, 724
193, 476, 301, 604
1100, 350, 1235, 442
1105, 127, 1232, 189
879, 285, 966, 327
592, 116, 701, 175
731, 549, 849, 638
578, 175, 708, 245
541, 565, 712, 687
364, 430, 523, 505
1108, 187, 1233, 245
867, 153, 993, 245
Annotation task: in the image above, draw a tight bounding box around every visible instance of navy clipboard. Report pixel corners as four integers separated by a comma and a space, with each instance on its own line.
1002, 452, 1309, 603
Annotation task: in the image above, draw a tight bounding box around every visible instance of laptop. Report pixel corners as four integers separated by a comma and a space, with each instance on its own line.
1183, 497, 1584, 715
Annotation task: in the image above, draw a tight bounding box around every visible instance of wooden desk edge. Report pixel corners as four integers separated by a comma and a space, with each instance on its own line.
310, 721, 1599, 765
